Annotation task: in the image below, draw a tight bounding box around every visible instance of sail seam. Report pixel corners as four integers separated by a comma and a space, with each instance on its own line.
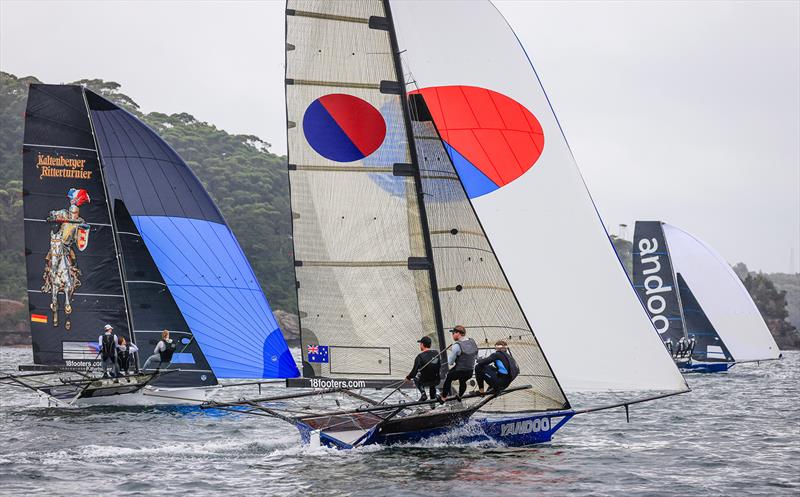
23, 143, 96, 152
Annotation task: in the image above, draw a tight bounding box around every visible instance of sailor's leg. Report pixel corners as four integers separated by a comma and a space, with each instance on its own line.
101, 358, 109, 377
441, 370, 455, 398
475, 364, 487, 390
484, 368, 500, 392
457, 371, 470, 398
428, 383, 437, 400
413, 377, 427, 401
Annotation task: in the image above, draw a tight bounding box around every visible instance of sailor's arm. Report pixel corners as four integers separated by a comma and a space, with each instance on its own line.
447, 343, 461, 367
476, 352, 498, 368
406, 355, 421, 380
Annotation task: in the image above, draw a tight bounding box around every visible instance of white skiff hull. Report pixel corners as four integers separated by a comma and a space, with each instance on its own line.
37, 385, 220, 407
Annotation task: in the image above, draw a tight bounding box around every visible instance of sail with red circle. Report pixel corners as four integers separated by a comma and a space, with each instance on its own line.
409, 86, 544, 198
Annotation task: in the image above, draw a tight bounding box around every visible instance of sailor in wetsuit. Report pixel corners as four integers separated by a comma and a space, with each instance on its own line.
98, 324, 119, 379
405, 336, 441, 401
438, 325, 478, 402
116, 336, 139, 376
143, 329, 176, 371
475, 340, 517, 395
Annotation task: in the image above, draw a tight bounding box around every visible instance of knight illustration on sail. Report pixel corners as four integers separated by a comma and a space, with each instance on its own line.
42, 188, 90, 330
1, 83, 297, 406
204, 0, 689, 448
632, 221, 782, 372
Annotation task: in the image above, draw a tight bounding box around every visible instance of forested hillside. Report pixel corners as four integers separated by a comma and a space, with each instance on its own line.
0, 72, 296, 338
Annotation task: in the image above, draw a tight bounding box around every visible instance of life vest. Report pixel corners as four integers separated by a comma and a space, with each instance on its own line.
497, 350, 520, 381
101, 333, 116, 360
159, 339, 176, 363
453, 338, 478, 371
117, 347, 130, 368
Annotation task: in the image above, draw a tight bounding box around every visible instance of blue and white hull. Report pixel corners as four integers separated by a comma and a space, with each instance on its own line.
295, 410, 574, 449
678, 361, 734, 373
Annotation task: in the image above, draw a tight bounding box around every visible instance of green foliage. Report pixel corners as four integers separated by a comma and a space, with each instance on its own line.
610, 235, 633, 277
0, 72, 295, 322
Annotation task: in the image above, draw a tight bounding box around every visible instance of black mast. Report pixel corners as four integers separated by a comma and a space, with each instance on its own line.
383, 0, 448, 355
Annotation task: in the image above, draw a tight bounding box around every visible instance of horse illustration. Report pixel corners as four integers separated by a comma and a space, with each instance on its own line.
42, 231, 81, 330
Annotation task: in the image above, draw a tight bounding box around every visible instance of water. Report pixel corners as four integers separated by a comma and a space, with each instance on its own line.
1, 347, 797, 496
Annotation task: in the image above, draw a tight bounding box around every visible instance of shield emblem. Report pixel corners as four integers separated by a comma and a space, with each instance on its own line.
76, 225, 90, 251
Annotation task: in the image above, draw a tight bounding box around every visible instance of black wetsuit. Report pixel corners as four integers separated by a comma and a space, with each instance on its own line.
406, 349, 440, 400
475, 351, 514, 393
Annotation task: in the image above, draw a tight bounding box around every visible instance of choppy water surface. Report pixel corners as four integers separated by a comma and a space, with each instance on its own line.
0, 347, 797, 496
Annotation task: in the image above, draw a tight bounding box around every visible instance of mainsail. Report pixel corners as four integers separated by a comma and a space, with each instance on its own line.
391, 0, 688, 392
632, 221, 734, 364
23, 84, 297, 383
286, 0, 441, 382
285, 0, 568, 410
23, 85, 130, 366
632, 221, 688, 346
661, 223, 781, 362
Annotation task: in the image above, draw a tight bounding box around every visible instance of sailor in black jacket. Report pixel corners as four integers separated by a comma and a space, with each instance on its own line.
475, 340, 517, 394
406, 336, 441, 401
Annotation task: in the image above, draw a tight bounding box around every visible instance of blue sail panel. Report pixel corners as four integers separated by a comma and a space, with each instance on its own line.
132, 216, 298, 378
86, 88, 297, 380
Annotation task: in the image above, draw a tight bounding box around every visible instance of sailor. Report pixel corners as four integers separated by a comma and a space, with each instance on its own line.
438, 325, 478, 402
677, 337, 687, 357
116, 336, 139, 376
143, 330, 176, 371
474, 340, 518, 395
405, 336, 440, 402
97, 324, 119, 379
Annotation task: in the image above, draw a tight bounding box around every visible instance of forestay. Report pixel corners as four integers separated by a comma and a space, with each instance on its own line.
662, 223, 780, 362
391, 0, 687, 392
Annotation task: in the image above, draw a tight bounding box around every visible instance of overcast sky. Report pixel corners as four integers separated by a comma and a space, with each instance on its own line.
1, 0, 798, 274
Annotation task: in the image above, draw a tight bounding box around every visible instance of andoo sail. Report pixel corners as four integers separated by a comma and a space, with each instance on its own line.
632, 221, 781, 371
12, 84, 296, 406
206, 0, 686, 449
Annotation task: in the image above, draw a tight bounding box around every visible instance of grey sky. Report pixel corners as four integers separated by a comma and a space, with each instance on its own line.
1, 0, 798, 273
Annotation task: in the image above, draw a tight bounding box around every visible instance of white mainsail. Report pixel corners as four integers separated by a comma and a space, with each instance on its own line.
391, 0, 688, 392
662, 223, 781, 362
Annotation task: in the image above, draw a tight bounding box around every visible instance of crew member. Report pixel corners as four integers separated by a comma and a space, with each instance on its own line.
98, 324, 118, 379
116, 336, 139, 376
405, 336, 440, 402
438, 325, 478, 402
143, 330, 176, 371
475, 340, 518, 394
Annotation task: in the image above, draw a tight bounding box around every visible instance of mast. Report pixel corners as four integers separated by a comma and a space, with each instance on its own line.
80, 88, 136, 344
660, 222, 689, 342
382, 0, 447, 353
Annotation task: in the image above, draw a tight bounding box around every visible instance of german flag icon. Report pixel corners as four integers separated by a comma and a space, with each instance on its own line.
30, 314, 48, 324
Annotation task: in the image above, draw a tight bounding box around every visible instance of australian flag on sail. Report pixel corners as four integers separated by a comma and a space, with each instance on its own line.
307, 345, 329, 363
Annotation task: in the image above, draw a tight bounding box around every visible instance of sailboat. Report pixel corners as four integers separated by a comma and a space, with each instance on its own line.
0, 84, 298, 406
204, 0, 689, 448
632, 221, 782, 372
